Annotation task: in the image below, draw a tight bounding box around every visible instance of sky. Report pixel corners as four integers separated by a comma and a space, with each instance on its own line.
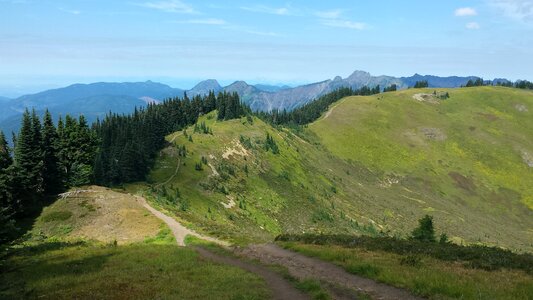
0, 0, 532, 97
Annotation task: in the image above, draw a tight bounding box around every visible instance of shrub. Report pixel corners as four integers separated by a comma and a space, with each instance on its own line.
275, 234, 533, 274
411, 215, 436, 242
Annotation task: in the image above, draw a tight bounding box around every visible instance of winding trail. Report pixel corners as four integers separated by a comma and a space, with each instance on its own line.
323, 97, 348, 120
134, 195, 226, 246
237, 244, 424, 300
154, 158, 181, 188
136, 194, 308, 299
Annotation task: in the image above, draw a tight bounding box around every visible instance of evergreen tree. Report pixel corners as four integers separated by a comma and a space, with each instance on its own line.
0, 131, 14, 214
41, 110, 63, 194
13, 109, 43, 210
0, 131, 12, 170
411, 215, 436, 242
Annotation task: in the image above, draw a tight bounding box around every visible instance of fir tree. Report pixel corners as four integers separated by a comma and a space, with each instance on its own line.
13, 109, 44, 210
41, 110, 63, 194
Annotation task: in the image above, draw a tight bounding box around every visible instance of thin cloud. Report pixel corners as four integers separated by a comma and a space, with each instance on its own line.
240, 5, 291, 16
455, 7, 478, 16
322, 19, 367, 30
489, 0, 533, 22
466, 22, 481, 29
59, 8, 81, 15
314, 9, 343, 19
138, 0, 196, 14
315, 8, 367, 30
176, 18, 226, 25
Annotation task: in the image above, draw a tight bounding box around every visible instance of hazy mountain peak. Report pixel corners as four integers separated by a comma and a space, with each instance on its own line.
188, 79, 222, 97
347, 70, 371, 79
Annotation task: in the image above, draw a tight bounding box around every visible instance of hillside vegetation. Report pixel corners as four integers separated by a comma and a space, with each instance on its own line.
128, 86, 533, 251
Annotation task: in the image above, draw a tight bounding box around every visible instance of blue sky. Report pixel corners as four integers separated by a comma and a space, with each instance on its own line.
0, 0, 532, 97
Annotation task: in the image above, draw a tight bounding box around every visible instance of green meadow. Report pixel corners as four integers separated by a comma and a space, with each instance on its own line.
126, 86, 533, 251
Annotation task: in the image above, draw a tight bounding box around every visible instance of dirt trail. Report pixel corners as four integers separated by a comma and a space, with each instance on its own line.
169, 131, 183, 143
196, 247, 309, 300
154, 158, 180, 188
135, 195, 226, 246
323, 97, 348, 120
237, 244, 423, 300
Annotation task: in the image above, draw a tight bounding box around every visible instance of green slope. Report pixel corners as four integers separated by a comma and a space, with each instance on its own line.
309, 87, 533, 249
131, 87, 533, 251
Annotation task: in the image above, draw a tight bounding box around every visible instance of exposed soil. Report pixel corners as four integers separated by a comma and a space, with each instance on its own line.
419, 127, 447, 141
236, 244, 423, 300
448, 172, 476, 192
222, 139, 249, 159
412, 93, 439, 104
515, 104, 528, 112
195, 247, 309, 300
52, 186, 162, 244
522, 151, 533, 168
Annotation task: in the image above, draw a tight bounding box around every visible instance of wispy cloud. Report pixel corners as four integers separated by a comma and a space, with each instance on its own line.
176, 18, 226, 25
488, 0, 533, 22
138, 0, 196, 14
466, 22, 481, 29
240, 5, 292, 16
314, 9, 343, 19
315, 8, 367, 30
59, 8, 81, 15
455, 7, 478, 16
321, 19, 367, 30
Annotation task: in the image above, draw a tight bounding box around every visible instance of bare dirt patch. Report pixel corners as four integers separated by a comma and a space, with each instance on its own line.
222, 139, 249, 159
221, 195, 236, 209
412, 93, 439, 104
521, 151, 533, 167
208, 162, 220, 177
515, 104, 528, 112
449, 172, 476, 192
419, 127, 447, 141
41, 186, 162, 244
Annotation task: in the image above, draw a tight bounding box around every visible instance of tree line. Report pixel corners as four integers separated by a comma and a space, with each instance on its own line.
0, 91, 248, 243
93, 91, 248, 185
257, 85, 381, 126
0, 110, 98, 242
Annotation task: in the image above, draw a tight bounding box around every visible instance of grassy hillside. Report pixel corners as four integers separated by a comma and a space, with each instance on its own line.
309, 87, 533, 250
127, 87, 533, 251
27, 186, 165, 245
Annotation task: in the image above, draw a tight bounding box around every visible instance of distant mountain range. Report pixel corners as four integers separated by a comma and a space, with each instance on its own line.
0, 71, 506, 134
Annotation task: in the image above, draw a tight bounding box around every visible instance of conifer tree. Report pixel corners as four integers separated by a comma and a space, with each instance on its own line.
42, 110, 63, 194
13, 109, 43, 210
0, 131, 12, 170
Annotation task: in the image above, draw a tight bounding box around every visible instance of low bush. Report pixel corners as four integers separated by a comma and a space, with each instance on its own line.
275, 234, 533, 274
